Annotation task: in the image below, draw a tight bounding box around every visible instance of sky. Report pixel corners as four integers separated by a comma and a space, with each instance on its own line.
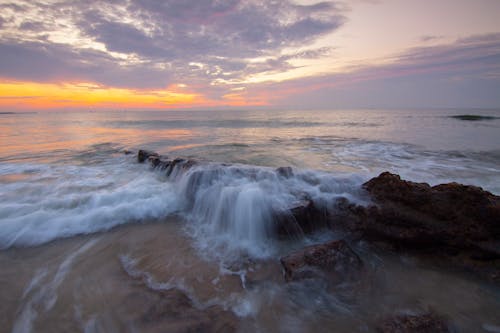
0, 0, 499, 111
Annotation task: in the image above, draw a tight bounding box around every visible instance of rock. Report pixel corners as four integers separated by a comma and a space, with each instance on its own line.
165, 158, 197, 177
121, 258, 238, 333
361, 172, 499, 249
280, 239, 362, 282
343, 172, 500, 282
122, 149, 132, 155
377, 312, 449, 333
276, 166, 293, 178
450, 114, 497, 121
148, 155, 162, 167
137, 149, 199, 177
138, 149, 159, 163
274, 199, 328, 237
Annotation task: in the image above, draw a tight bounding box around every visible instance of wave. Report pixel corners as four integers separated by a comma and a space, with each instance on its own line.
0, 157, 180, 249
0, 155, 366, 257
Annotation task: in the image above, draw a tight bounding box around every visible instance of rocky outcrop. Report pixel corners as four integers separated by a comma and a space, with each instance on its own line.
280, 239, 362, 282
376, 312, 449, 333
137, 150, 199, 177
344, 172, 500, 282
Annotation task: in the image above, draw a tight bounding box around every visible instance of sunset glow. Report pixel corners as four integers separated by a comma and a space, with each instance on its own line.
0, 81, 210, 110
0, 0, 499, 110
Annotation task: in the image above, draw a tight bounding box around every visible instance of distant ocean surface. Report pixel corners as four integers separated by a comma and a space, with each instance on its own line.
1, 108, 499, 332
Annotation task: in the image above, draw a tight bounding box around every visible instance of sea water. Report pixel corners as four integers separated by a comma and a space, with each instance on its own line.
1, 109, 499, 332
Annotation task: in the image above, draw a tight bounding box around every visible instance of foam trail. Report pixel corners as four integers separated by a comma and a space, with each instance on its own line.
12, 239, 98, 333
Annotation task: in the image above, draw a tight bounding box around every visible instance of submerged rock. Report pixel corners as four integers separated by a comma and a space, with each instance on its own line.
137, 289, 237, 333
377, 312, 449, 333
280, 239, 362, 282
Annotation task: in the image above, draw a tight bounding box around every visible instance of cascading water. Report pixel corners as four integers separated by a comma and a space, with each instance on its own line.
155, 159, 369, 259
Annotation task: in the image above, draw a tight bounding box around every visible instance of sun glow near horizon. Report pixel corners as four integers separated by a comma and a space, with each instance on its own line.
0, 80, 261, 110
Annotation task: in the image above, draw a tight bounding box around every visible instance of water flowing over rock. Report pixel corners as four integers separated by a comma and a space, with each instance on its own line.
280, 240, 363, 282
376, 312, 450, 333
135, 150, 499, 282
137, 150, 338, 246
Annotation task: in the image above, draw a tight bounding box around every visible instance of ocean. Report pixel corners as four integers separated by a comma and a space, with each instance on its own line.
1, 108, 499, 332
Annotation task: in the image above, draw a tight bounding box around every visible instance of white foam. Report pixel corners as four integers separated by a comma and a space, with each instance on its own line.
309, 138, 500, 194
0, 160, 179, 249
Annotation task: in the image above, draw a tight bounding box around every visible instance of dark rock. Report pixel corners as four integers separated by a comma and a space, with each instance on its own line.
450, 114, 497, 121
148, 155, 161, 167
138, 150, 159, 163
343, 172, 500, 282
361, 172, 499, 250
377, 312, 449, 333
276, 166, 293, 178
275, 199, 328, 237
122, 149, 132, 155
138, 149, 199, 177
165, 158, 196, 177
280, 239, 362, 282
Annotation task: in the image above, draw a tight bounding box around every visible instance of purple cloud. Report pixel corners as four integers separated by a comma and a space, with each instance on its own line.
246, 34, 500, 108
0, 0, 344, 91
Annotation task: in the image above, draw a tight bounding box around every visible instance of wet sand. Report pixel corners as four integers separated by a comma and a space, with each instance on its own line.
1, 217, 499, 332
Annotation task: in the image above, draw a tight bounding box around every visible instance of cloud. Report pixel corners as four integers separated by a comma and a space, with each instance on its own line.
0, 40, 173, 88
243, 34, 500, 108
0, 0, 344, 94
1, 1, 498, 109
419, 35, 444, 43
